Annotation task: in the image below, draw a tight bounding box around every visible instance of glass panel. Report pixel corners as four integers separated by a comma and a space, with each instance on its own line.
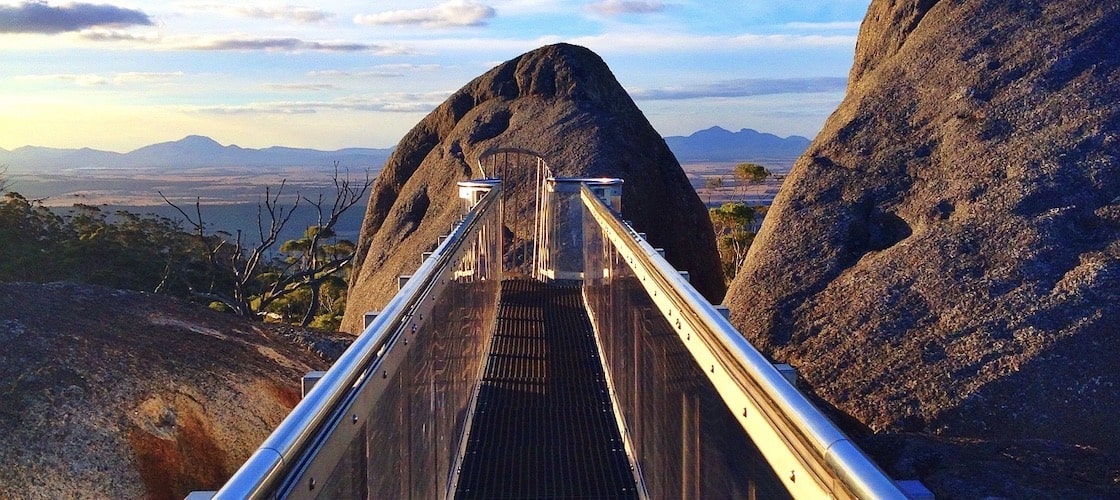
546, 181, 586, 281
583, 196, 791, 499
304, 193, 502, 498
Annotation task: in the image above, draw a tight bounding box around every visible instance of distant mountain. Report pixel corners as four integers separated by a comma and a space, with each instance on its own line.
0, 135, 393, 172
664, 126, 810, 162
1, 127, 804, 172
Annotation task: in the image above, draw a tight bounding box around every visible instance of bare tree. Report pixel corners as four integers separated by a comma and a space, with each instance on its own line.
161, 164, 373, 323
0, 165, 10, 193
269, 164, 371, 326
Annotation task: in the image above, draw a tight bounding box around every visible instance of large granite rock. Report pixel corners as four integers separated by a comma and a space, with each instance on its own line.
725, 0, 1119, 494
341, 43, 724, 333
0, 282, 339, 499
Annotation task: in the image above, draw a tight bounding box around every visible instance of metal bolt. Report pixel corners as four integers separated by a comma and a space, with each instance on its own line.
382, 370, 388, 379
742, 408, 748, 417
309, 477, 316, 490
790, 471, 796, 482
352, 414, 358, 424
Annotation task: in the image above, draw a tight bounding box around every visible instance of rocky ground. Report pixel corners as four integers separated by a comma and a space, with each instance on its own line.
0, 282, 349, 499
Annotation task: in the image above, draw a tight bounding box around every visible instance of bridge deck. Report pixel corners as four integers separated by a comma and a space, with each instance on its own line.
455, 279, 637, 499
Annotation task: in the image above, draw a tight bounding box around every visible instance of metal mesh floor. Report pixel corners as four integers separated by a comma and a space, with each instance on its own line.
455, 280, 638, 499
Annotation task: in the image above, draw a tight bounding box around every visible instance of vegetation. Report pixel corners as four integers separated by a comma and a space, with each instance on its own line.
732, 162, 771, 202
0, 164, 371, 330
161, 165, 372, 327
0, 192, 209, 291
703, 176, 724, 204
709, 201, 757, 282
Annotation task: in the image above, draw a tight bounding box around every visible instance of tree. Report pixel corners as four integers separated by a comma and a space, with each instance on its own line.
704, 176, 724, 205
0, 165, 9, 193
161, 164, 373, 323
0, 192, 207, 291
709, 202, 756, 283
277, 226, 357, 326
732, 162, 770, 203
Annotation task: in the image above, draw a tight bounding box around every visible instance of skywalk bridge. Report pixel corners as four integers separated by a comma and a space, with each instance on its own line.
195, 150, 925, 499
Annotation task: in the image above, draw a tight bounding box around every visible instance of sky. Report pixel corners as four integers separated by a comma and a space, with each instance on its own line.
0, 1, 870, 152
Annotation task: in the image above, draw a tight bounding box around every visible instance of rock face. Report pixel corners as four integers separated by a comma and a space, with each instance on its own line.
0, 282, 338, 499
725, 0, 1119, 494
341, 43, 724, 334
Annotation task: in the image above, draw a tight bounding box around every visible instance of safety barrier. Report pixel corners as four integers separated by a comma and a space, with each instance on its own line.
208, 183, 503, 499
579, 185, 907, 499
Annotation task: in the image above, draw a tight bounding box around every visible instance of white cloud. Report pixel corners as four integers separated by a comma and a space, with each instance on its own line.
630, 77, 848, 100
587, 0, 665, 16
16, 73, 108, 86
113, 72, 185, 84
308, 64, 442, 79
564, 31, 857, 53
80, 29, 160, 43
265, 83, 339, 91
783, 21, 862, 31
174, 35, 412, 54
186, 92, 451, 115
15, 71, 185, 87
187, 4, 334, 23
354, 0, 496, 28
230, 5, 333, 23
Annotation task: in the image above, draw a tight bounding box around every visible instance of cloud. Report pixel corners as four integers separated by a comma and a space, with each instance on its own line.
587, 0, 664, 16
112, 71, 184, 84
308, 64, 441, 79
187, 92, 450, 115
354, 0, 495, 28
0, 1, 152, 34
398, 31, 854, 57
179, 36, 410, 54
16, 73, 108, 86
783, 21, 862, 31
79, 29, 158, 42
15, 71, 184, 86
265, 83, 338, 91
631, 77, 848, 100
188, 4, 333, 24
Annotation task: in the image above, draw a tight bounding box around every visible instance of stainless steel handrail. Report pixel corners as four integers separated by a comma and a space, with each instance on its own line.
580, 185, 905, 499
214, 186, 502, 499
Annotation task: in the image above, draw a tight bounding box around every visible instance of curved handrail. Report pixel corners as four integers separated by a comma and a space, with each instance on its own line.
214, 186, 502, 499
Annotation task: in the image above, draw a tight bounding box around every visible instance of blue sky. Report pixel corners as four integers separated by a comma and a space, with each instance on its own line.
0, 1, 869, 151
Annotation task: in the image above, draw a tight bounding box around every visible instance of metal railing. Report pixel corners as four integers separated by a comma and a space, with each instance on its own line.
579, 184, 907, 499
201, 175, 914, 499
210, 183, 503, 499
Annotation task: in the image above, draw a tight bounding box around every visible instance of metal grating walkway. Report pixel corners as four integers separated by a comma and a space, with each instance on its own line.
455, 280, 638, 499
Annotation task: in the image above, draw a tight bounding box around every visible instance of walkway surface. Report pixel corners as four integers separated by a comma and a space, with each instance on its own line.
455, 279, 638, 499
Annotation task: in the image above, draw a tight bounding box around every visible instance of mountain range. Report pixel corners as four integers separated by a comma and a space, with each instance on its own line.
0, 126, 808, 172
663, 126, 811, 161
0, 135, 393, 172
